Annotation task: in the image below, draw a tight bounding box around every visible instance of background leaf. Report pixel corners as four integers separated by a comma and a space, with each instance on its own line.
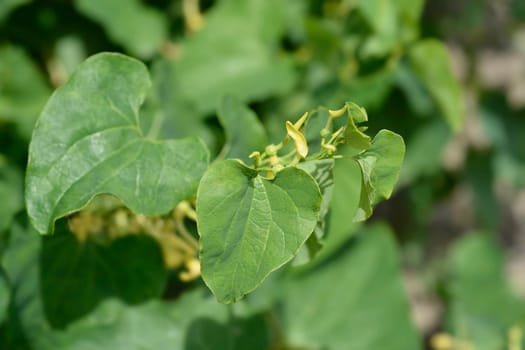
38, 289, 270, 350
445, 234, 525, 349
399, 119, 451, 185
74, 0, 168, 58
0, 45, 51, 140
357, 0, 423, 57
1, 221, 49, 348
217, 96, 267, 163
409, 39, 464, 131
279, 223, 421, 349
161, 0, 296, 116
185, 313, 270, 350
0, 0, 30, 23
0, 161, 23, 233
0, 267, 9, 324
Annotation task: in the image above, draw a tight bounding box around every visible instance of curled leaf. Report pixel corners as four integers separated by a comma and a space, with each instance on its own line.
344, 102, 372, 150
286, 121, 308, 158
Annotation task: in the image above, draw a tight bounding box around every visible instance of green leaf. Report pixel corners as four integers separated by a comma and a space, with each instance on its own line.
0, 267, 9, 324
318, 157, 361, 263
218, 96, 267, 163
408, 39, 464, 131
395, 61, 434, 115
396, 0, 425, 24
185, 312, 270, 350
357, 0, 398, 57
446, 234, 525, 349
74, 0, 168, 58
0, 0, 30, 22
40, 288, 270, 350
340, 65, 397, 109
279, 223, 421, 349
0, 45, 51, 139
297, 159, 334, 239
165, 0, 296, 116
356, 0, 423, 57
355, 129, 405, 221
2, 221, 49, 348
149, 60, 218, 153
1, 220, 183, 348
197, 160, 321, 303
291, 234, 324, 266
466, 152, 499, 231
41, 222, 167, 328
293, 159, 335, 264
0, 162, 23, 233
344, 102, 372, 151
44, 294, 219, 350
400, 120, 451, 185
480, 102, 525, 188
26, 53, 209, 235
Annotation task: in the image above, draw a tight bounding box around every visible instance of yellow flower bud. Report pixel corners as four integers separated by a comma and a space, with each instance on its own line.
286, 121, 308, 158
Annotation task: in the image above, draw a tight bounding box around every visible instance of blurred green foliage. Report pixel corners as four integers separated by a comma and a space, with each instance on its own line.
1, 0, 525, 349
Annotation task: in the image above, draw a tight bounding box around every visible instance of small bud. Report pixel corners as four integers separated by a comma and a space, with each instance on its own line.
265, 144, 278, 156
320, 128, 330, 138
328, 105, 347, 119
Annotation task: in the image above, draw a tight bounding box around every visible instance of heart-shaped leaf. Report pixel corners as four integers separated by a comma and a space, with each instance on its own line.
354, 129, 405, 221
26, 53, 209, 234
197, 160, 321, 303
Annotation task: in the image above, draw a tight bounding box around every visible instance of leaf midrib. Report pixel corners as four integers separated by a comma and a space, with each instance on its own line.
229, 177, 268, 298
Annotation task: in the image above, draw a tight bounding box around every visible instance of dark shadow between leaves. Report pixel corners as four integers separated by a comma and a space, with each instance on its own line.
40, 220, 167, 328
184, 314, 271, 350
